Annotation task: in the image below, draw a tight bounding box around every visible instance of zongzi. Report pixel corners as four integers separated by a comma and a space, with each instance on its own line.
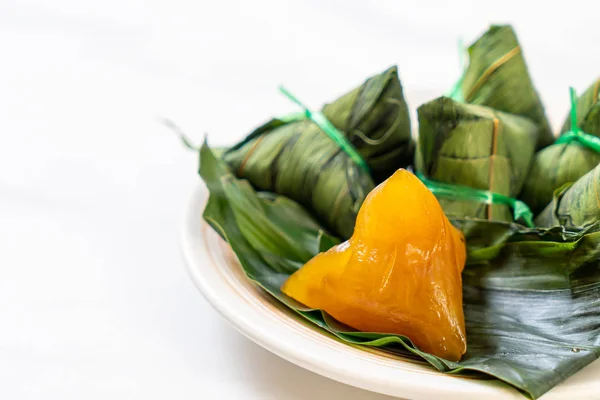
224, 66, 413, 239
535, 162, 600, 228
560, 79, 600, 134
282, 169, 467, 361
415, 96, 538, 223
456, 25, 553, 149
520, 80, 600, 215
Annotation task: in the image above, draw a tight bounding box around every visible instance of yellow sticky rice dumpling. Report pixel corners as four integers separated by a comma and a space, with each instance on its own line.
282, 169, 467, 361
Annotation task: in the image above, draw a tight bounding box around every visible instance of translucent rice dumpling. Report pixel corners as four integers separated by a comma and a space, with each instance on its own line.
520, 80, 600, 215
415, 96, 538, 222
456, 25, 553, 149
535, 162, 600, 229
224, 66, 413, 239
282, 169, 467, 361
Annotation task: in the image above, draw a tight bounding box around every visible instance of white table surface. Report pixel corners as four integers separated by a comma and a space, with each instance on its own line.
2, 1, 599, 399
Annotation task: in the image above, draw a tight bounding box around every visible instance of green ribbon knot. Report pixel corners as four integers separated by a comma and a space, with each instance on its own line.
416, 172, 535, 227
279, 86, 370, 173
555, 87, 600, 152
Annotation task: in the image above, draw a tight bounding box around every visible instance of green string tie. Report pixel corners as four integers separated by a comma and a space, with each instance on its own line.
446, 38, 467, 102
278, 86, 370, 173
555, 87, 600, 152
415, 172, 535, 228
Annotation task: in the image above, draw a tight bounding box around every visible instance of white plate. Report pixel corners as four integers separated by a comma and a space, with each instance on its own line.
181, 183, 600, 400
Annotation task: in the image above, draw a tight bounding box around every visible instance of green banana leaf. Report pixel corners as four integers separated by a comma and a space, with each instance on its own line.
457, 25, 553, 149
520, 79, 600, 215
223, 66, 413, 239
415, 97, 538, 223
535, 162, 600, 229
200, 142, 600, 399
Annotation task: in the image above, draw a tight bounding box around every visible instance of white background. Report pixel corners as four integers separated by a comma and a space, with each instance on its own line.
1, 1, 599, 399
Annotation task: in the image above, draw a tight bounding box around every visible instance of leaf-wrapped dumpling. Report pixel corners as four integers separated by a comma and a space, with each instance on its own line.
535, 163, 600, 228
416, 97, 538, 222
520, 80, 600, 215
224, 66, 413, 238
456, 25, 553, 149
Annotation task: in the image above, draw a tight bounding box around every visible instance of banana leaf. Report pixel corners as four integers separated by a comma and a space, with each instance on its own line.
535, 162, 600, 229
200, 142, 600, 399
415, 96, 538, 223
223, 66, 413, 239
456, 25, 553, 149
520, 79, 600, 215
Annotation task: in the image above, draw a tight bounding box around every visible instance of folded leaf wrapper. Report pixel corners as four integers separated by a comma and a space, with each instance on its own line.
456, 25, 553, 149
520, 80, 600, 215
535, 163, 600, 228
415, 96, 538, 223
520, 146, 600, 216
223, 66, 413, 239
200, 142, 600, 399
